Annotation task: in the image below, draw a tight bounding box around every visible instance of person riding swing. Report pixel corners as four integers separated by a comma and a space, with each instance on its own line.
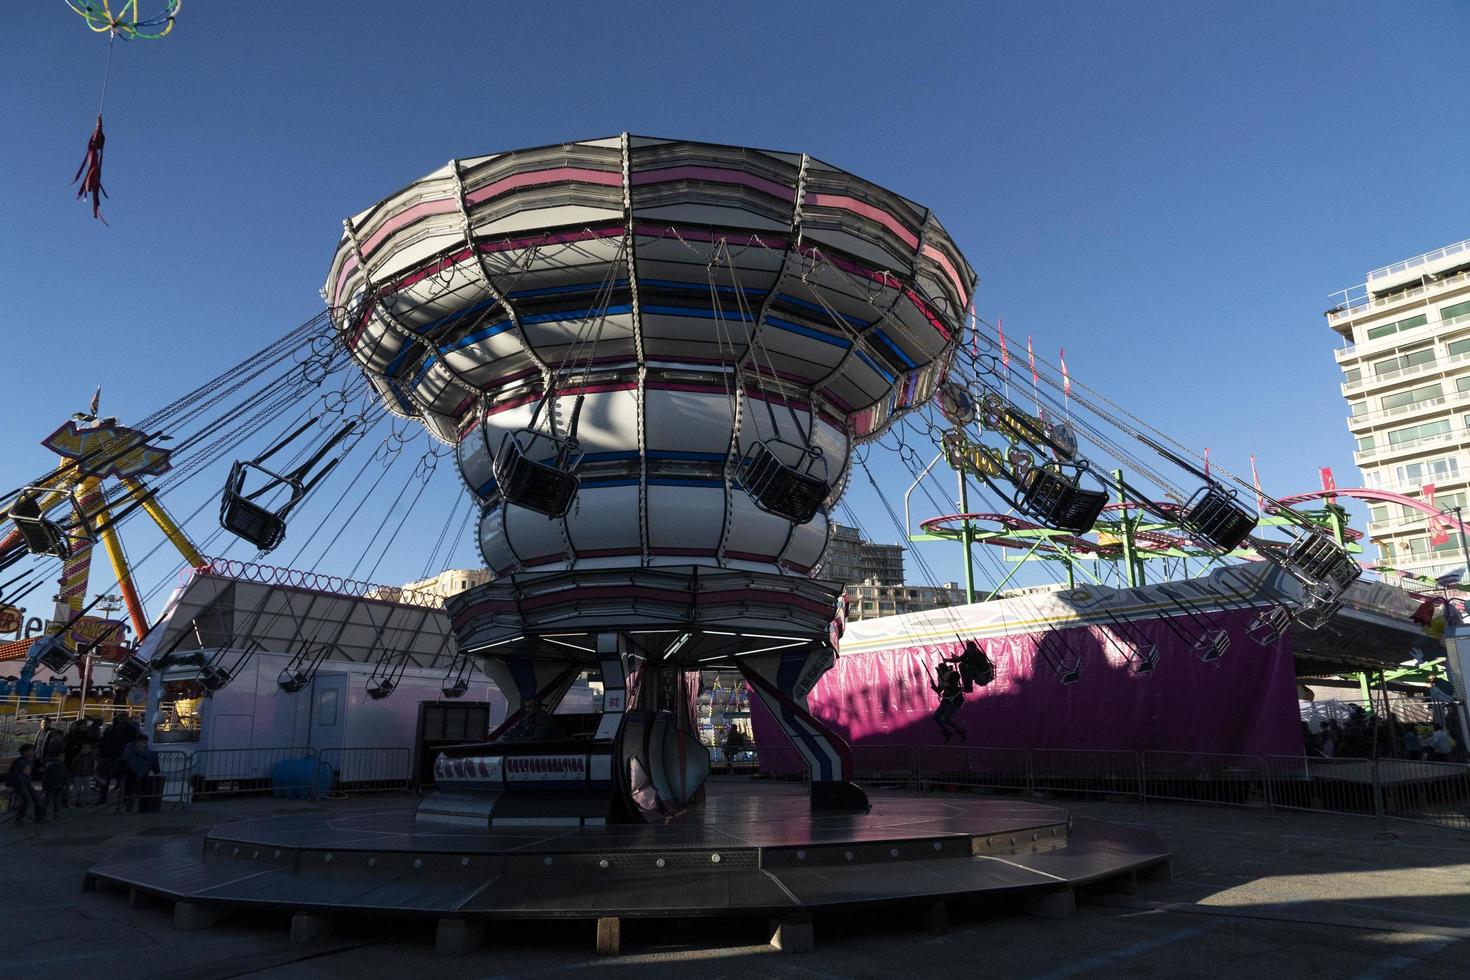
930, 662, 967, 743
945, 640, 995, 694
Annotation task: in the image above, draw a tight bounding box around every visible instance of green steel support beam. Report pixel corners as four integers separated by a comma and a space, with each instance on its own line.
1114, 468, 1143, 588
957, 470, 976, 604
981, 533, 1049, 602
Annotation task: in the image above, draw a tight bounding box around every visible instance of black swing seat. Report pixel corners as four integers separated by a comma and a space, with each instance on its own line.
113, 655, 151, 690
199, 663, 233, 694
9, 492, 73, 558
1127, 643, 1160, 673
740, 440, 829, 525
277, 669, 310, 694
495, 429, 583, 518
1181, 486, 1258, 552
1279, 531, 1361, 595
1192, 629, 1230, 663
220, 461, 290, 551
1248, 605, 1292, 646
1017, 467, 1108, 534
30, 634, 79, 674
366, 677, 396, 700
220, 418, 354, 553
441, 677, 470, 698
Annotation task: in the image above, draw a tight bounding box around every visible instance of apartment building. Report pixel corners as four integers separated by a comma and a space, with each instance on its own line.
1328, 238, 1470, 580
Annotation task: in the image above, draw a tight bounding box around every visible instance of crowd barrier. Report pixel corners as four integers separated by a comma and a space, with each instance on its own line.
720, 742, 1470, 833
11, 740, 1461, 833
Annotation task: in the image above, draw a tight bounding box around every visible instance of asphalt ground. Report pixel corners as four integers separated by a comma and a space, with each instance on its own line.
3, 790, 1468, 979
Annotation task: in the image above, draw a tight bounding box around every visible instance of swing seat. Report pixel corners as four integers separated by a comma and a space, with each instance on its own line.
441, 677, 470, 698
1181, 486, 1257, 552
220, 462, 290, 551
1017, 468, 1107, 533
1192, 629, 1229, 662
114, 655, 151, 690
1126, 643, 1160, 673
1281, 531, 1360, 590
740, 441, 829, 524
366, 678, 396, 700
1248, 605, 1292, 646
30, 635, 79, 674
495, 435, 582, 517
220, 418, 355, 553
9, 492, 73, 559
199, 664, 232, 694
277, 668, 310, 693
1295, 585, 1345, 631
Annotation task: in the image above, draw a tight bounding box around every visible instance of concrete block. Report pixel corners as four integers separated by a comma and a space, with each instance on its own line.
127, 888, 152, 910
920, 901, 948, 934
174, 901, 228, 931
1022, 887, 1075, 920
435, 917, 485, 957
595, 917, 621, 957
769, 914, 814, 953
290, 913, 334, 943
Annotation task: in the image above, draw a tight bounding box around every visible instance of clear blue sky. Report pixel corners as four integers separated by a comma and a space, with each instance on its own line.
2, 1, 1468, 610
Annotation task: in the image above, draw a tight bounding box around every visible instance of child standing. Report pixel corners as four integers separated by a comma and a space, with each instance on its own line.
42, 750, 69, 821
70, 743, 98, 806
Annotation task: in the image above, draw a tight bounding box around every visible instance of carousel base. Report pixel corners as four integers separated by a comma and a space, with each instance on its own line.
84, 783, 1170, 939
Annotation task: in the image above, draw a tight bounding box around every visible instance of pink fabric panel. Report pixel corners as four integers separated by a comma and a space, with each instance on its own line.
631, 165, 795, 202
750, 607, 1301, 760
804, 192, 921, 250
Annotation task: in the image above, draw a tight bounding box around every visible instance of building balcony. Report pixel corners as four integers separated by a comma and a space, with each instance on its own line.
1354, 430, 1470, 464
1342, 350, 1470, 395
1345, 392, 1466, 430
1368, 470, 1470, 495
1328, 248, 1470, 326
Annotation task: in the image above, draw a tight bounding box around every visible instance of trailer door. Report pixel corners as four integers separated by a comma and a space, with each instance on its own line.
308, 672, 348, 753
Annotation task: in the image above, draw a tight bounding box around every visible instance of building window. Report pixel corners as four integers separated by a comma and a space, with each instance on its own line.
1357, 435, 1376, 452
1343, 367, 1362, 384
1450, 338, 1470, 357
1387, 419, 1450, 446
1374, 347, 1435, 376
1349, 400, 1368, 417
1395, 457, 1460, 485
1442, 300, 1470, 322
1365, 313, 1428, 341
1382, 383, 1442, 410
1369, 505, 1389, 524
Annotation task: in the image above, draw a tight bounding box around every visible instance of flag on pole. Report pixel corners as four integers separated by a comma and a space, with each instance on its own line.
1204, 447, 1210, 479
1059, 348, 1071, 418
89, 385, 101, 418
1250, 454, 1264, 511
968, 299, 978, 357
997, 318, 1009, 370
1027, 335, 1040, 414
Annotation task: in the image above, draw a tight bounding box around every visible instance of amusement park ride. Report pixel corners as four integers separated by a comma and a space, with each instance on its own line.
3, 134, 1458, 938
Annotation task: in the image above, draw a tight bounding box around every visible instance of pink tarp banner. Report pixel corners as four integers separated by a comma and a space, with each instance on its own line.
750, 607, 1301, 763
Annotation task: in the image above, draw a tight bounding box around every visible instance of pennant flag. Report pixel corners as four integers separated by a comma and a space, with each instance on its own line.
1250, 454, 1264, 511
1027, 336, 1037, 386
1425, 483, 1450, 547
88, 385, 102, 418
1059, 348, 1071, 396
968, 299, 978, 357
1204, 447, 1210, 479
997, 318, 1009, 370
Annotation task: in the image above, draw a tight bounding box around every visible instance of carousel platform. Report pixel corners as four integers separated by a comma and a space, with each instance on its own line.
85, 781, 1170, 953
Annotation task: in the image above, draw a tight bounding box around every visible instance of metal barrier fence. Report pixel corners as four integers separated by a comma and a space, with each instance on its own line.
188, 746, 316, 800
757, 742, 1470, 832
317, 747, 413, 794
1142, 751, 1268, 809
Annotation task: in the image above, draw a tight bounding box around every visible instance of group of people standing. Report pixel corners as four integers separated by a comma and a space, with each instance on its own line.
5, 714, 159, 826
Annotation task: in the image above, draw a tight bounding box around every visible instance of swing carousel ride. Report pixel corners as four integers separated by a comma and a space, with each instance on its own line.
4, 135, 1440, 930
